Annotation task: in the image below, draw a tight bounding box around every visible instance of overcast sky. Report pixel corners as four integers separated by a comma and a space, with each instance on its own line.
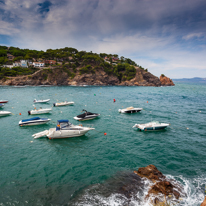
0, 0, 206, 78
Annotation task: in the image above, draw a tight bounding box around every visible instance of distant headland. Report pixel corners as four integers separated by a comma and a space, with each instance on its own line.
0, 46, 174, 86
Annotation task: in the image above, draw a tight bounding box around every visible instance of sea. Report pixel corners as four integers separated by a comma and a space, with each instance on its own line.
0, 82, 206, 206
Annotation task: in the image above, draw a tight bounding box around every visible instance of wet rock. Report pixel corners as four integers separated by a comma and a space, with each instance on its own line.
201, 196, 206, 206
134, 165, 184, 204
134, 164, 165, 182
148, 180, 180, 199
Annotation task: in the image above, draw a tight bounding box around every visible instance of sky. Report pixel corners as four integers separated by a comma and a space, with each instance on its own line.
0, 0, 206, 78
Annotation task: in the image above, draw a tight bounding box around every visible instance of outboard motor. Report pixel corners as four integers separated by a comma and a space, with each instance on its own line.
53, 103, 56, 107
28, 111, 31, 115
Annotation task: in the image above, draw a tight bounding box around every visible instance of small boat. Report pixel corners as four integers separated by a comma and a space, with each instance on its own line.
0, 100, 8, 103
32, 119, 95, 139
53, 101, 74, 107
74, 109, 100, 121
132, 121, 170, 131
0, 111, 12, 116
19, 117, 51, 126
34, 99, 50, 103
28, 107, 52, 115
118, 106, 142, 113
0, 104, 4, 108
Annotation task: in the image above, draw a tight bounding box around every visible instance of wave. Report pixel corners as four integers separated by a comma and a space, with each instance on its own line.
69, 172, 206, 206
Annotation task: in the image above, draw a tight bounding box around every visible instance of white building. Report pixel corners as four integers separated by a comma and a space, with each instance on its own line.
33, 62, 45, 67
20, 60, 28, 68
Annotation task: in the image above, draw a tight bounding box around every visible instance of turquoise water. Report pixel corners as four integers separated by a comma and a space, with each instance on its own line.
0, 84, 206, 205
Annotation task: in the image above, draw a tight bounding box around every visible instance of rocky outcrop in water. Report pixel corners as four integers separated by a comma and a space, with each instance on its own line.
134, 165, 183, 204
160, 75, 175, 86
0, 67, 175, 87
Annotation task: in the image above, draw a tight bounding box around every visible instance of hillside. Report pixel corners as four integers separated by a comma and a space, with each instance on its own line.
0, 46, 174, 86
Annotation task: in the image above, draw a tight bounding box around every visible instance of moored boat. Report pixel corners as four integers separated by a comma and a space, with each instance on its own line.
132, 121, 169, 131
118, 106, 142, 113
32, 119, 94, 139
0, 100, 8, 103
74, 109, 100, 121
0, 111, 12, 116
28, 107, 52, 115
0, 104, 4, 108
53, 101, 74, 107
19, 117, 51, 126
34, 99, 50, 103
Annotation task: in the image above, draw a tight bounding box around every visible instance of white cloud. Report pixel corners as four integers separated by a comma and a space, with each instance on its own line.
1, 0, 206, 78
183, 33, 204, 40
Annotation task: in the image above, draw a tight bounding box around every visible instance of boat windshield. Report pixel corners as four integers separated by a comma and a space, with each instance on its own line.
60, 122, 72, 130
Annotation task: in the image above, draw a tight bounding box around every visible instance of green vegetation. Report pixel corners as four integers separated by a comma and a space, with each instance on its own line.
0, 45, 149, 82
161, 74, 165, 77
0, 66, 39, 79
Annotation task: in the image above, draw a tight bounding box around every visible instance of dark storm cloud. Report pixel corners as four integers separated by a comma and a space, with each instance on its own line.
38, 0, 52, 17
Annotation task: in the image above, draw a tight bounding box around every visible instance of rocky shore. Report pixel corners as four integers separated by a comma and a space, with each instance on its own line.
0, 66, 174, 87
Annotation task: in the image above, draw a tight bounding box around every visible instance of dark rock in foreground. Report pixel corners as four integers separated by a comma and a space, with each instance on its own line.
134, 165, 184, 204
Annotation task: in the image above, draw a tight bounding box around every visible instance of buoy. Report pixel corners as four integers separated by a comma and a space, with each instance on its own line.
147, 101, 148, 103
104, 133, 107, 135
187, 127, 189, 130
30, 141, 33, 143
94, 94, 96, 96
113, 99, 116, 102
19, 113, 21, 115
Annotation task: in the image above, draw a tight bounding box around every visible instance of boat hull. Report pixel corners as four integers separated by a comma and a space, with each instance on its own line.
19, 120, 50, 126
47, 128, 93, 139
139, 126, 168, 131
0, 100, 8, 103
53, 101, 74, 107
133, 122, 169, 131
28, 109, 52, 115
0, 111, 11, 116
74, 114, 100, 121
34, 99, 50, 103
119, 108, 142, 113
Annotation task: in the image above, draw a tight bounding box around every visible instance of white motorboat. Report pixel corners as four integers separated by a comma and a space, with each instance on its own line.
74, 109, 100, 121
0, 104, 4, 108
132, 121, 170, 131
53, 101, 74, 107
19, 117, 51, 126
118, 106, 142, 113
0, 100, 8, 103
33, 99, 50, 103
28, 107, 52, 115
32, 120, 95, 139
0, 111, 12, 116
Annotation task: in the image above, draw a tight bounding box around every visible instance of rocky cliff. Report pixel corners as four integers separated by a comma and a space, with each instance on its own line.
0, 67, 175, 86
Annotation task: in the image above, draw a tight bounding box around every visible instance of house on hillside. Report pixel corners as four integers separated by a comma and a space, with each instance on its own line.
112, 57, 119, 62
7, 53, 15, 61
20, 60, 28, 68
44, 60, 56, 65
13, 62, 21, 67
33, 62, 45, 67
3, 64, 14, 69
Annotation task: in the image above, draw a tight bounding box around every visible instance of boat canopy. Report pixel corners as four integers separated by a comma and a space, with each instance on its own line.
22, 117, 41, 122
57, 120, 69, 123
